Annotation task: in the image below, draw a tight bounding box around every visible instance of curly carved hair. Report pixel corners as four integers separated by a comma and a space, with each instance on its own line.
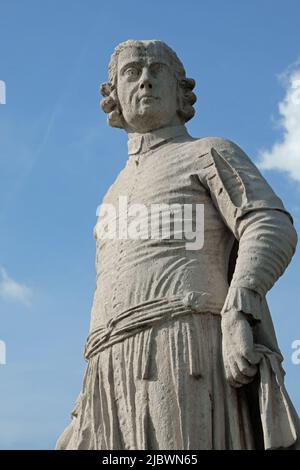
100, 40, 197, 129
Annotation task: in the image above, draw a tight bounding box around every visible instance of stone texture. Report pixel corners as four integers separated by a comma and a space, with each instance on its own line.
56, 40, 299, 450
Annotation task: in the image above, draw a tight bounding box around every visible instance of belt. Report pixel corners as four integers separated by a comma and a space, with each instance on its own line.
84, 296, 205, 360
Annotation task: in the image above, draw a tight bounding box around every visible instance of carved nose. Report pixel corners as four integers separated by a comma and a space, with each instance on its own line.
140, 81, 152, 90
139, 69, 153, 90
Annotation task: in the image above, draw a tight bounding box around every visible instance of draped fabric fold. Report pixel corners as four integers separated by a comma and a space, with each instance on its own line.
255, 344, 299, 450
221, 286, 264, 322
57, 314, 257, 450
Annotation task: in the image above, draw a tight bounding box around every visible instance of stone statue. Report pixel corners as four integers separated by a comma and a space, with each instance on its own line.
56, 40, 299, 450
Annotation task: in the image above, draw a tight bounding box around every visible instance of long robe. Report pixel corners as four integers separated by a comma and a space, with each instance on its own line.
56, 125, 299, 450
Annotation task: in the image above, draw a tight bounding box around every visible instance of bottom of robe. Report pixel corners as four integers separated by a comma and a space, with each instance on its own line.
56, 313, 262, 450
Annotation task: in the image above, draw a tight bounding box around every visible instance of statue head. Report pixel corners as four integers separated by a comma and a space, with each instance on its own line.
100, 40, 196, 133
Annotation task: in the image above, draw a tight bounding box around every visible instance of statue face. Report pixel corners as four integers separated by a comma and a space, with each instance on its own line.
117, 44, 180, 133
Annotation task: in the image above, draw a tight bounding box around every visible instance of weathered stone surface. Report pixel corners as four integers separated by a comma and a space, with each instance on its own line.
56, 40, 299, 450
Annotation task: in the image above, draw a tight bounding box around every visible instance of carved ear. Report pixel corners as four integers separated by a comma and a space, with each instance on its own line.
177, 78, 197, 123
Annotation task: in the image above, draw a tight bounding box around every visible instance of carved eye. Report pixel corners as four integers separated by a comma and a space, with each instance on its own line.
125, 67, 140, 79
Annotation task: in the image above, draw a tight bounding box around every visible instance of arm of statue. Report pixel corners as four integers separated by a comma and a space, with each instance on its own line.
197, 137, 298, 387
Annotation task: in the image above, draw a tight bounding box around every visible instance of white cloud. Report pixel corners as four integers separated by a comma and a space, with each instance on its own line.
0, 267, 33, 307
257, 61, 300, 182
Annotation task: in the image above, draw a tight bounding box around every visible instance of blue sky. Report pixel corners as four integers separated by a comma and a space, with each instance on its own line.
0, 0, 300, 449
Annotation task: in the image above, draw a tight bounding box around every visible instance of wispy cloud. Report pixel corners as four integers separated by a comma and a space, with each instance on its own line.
257, 60, 300, 182
0, 267, 32, 307
0, 36, 90, 222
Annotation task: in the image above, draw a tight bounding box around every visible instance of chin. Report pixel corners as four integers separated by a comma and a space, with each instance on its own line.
131, 111, 172, 133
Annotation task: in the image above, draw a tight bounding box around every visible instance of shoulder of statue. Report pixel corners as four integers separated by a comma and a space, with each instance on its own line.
190, 136, 246, 155
188, 136, 257, 171
191, 136, 290, 222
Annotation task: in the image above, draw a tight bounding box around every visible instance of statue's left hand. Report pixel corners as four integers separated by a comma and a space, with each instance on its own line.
221, 309, 261, 388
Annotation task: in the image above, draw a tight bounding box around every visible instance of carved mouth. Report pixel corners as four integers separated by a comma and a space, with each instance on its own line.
138, 95, 159, 102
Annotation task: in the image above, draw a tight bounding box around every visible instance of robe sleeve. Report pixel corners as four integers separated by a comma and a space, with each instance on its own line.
196, 137, 298, 322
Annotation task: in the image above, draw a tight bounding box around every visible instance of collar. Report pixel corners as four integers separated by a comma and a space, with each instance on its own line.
127, 125, 189, 156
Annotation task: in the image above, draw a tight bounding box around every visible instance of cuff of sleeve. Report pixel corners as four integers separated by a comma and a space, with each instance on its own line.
221, 286, 263, 323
